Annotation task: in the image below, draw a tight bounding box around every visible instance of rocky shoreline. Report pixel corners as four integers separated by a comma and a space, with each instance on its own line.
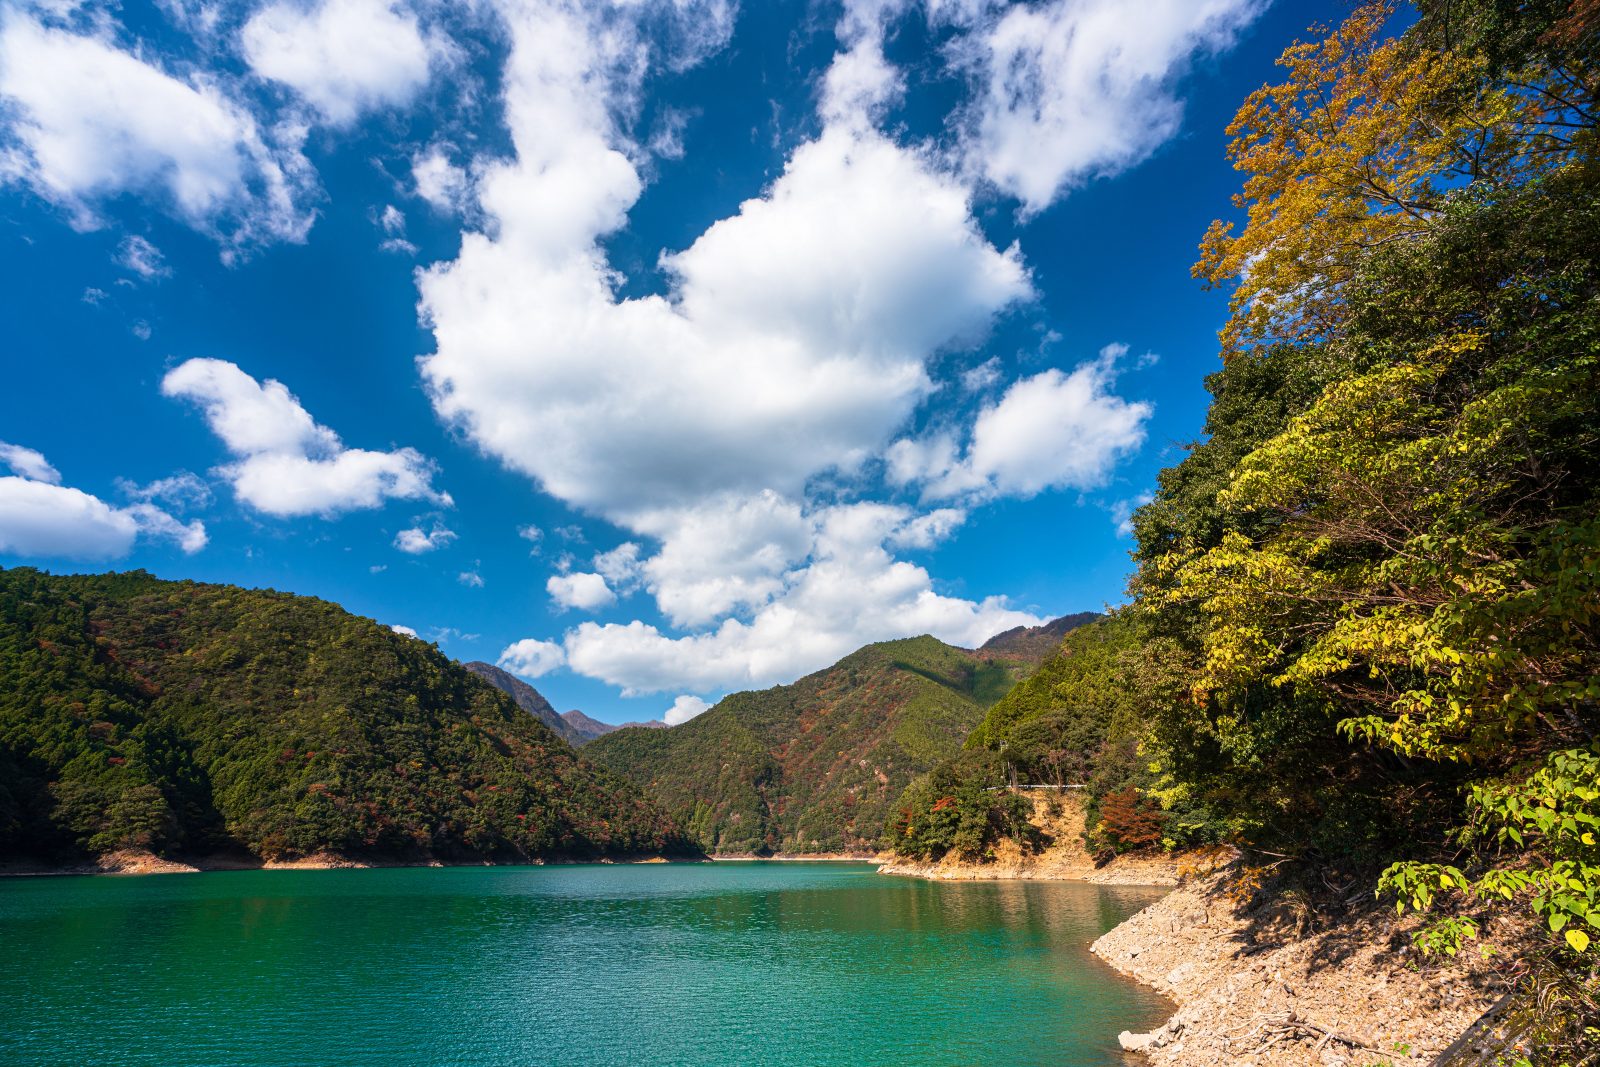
1091, 871, 1521, 1066
709, 852, 883, 861
880, 853, 1519, 1065
0, 848, 695, 877
875, 851, 1183, 885
2, 848, 901, 878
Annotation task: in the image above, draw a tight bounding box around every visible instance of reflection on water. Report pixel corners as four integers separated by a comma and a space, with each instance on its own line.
1, 863, 1169, 1067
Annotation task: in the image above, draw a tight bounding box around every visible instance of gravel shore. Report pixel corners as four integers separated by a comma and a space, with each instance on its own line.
1091, 871, 1521, 1065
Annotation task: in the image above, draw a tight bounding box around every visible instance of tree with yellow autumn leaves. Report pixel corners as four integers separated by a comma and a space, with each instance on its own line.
1128, 1, 1598, 1057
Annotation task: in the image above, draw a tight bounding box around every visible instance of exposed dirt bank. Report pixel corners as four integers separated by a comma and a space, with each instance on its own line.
1092, 870, 1523, 1065
875, 851, 1184, 885
877, 792, 1190, 885
710, 852, 884, 862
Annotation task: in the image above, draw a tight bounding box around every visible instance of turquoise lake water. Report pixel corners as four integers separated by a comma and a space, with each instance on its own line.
0, 862, 1169, 1066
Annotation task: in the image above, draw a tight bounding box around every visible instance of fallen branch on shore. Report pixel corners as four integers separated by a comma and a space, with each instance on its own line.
1227, 1010, 1385, 1056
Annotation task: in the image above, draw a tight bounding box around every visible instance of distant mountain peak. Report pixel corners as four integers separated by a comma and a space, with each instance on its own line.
462, 662, 652, 746
462, 661, 576, 743
979, 612, 1101, 660
558, 708, 630, 745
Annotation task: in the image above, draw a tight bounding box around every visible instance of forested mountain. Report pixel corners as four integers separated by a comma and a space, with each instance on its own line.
462, 661, 570, 737
583, 634, 1046, 853
460, 664, 657, 743
891, 614, 1201, 861
0, 568, 695, 865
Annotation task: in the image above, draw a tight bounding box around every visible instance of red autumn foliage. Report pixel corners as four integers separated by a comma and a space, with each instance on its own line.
1096, 787, 1165, 854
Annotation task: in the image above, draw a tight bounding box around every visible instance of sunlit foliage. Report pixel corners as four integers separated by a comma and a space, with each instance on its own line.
1133, 1, 1599, 1043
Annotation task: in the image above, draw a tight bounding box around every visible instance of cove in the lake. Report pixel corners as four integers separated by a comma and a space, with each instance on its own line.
1, 862, 1168, 1066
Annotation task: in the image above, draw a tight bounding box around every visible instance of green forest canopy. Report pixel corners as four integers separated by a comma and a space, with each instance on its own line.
0, 567, 694, 863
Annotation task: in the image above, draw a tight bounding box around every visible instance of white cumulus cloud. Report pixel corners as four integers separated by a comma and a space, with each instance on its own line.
394, 522, 455, 553
497, 637, 565, 678
0, 440, 61, 484
163, 357, 450, 517
412, 145, 470, 213
889, 345, 1152, 501
561, 501, 1038, 694
416, 2, 1030, 525
953, 0, 1263, 215
635, 493, 812, 628
663, 694, 710, 726
240, 0, 441, 127
547, 570, 615, 612
408, 0, 1117, 697
0, 12, 314, 247
0, 441, 206, 559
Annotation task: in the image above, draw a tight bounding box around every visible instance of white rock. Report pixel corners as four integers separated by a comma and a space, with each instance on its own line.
1118, 1031, 1157, 1052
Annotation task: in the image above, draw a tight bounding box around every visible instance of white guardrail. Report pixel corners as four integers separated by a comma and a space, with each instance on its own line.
983, 784, 1087, 791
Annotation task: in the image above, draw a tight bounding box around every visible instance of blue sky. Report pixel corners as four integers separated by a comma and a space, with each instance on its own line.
0, 0, 1343, 724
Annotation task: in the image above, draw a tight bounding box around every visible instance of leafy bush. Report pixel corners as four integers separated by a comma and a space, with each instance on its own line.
1090, 787, 1166, 859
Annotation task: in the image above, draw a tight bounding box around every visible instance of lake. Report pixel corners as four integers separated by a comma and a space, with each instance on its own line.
1, 862, 1169, 1066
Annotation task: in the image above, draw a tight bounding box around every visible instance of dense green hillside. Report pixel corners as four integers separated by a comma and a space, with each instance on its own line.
0, 567, 695, 864
966, 613, 1148, 763
584, 634, 1051, 853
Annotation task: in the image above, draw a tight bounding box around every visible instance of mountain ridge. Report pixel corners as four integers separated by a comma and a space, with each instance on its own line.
584, 623, 1092, 854
979, 611, 1102, 660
